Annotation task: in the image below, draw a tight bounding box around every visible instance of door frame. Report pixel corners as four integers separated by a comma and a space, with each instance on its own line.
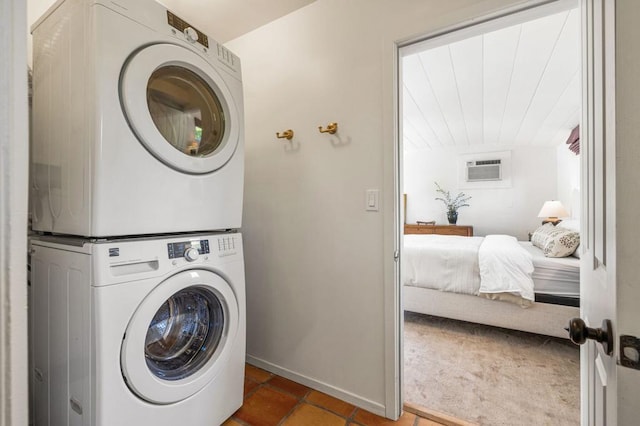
0, 0, 29, 425
391, 0, 585, 419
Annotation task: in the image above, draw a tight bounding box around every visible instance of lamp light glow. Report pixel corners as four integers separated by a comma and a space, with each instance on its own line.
537, 200, 569, 225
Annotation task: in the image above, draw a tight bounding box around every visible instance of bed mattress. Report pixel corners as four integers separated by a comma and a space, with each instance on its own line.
519, 241, 580, 298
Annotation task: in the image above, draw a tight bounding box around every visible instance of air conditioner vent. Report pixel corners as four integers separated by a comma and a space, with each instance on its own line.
466, 159, 502, 182
474, 159, 501, 166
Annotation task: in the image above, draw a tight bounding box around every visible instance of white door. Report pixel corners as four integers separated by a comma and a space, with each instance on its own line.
578, 0, 640, 424
121, 44, 240, 174
578, 0, 617, 424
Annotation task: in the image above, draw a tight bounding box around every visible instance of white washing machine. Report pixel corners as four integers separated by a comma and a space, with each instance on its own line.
29, 232, 245, 425
30, 0, 244, 237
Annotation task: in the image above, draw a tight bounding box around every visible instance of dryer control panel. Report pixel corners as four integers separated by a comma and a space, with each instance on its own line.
167, 239, 210, 259
167, 11, 209, 48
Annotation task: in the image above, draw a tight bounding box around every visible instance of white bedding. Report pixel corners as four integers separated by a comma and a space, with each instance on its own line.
478, 235, 535, 301
403, 235, 483, 295
519, 241, 580, 298
403, 234, 536, 302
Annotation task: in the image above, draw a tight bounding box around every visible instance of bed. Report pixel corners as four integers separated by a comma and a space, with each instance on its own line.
402, 231, 580, 339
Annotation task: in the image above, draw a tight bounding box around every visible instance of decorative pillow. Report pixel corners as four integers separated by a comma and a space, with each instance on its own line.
530, 223, 555, 248
557, 221, 581, 258
531, 223, 580, 257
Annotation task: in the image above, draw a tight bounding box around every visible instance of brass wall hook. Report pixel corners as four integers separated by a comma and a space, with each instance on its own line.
276, 129, 294, 140
318, 122, 338, 134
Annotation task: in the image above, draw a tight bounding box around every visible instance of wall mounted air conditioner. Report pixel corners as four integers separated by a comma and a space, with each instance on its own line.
466, 159, 502, 182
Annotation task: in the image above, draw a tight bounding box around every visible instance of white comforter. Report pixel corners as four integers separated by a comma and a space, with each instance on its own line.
478, 235, 534, 301
403, 234, 535, 301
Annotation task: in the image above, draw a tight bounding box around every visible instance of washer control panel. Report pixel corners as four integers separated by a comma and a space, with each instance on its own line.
217, 235, 237, 252
167, 239, 210, 260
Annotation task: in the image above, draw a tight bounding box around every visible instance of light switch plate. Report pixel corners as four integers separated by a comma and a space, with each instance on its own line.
366, 189, 379, 211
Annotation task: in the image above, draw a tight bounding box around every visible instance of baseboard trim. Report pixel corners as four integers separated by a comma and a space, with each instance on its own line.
246, 355, 386, 417
403, 401, 478, 426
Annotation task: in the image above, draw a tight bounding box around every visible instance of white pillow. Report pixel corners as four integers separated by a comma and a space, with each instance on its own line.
531, 223, 580, 258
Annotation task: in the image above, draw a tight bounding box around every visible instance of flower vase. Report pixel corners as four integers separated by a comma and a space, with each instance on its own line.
447, 210, 458, 225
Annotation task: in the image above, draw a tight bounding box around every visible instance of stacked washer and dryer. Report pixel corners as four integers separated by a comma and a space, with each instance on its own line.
29, 0, 246, 425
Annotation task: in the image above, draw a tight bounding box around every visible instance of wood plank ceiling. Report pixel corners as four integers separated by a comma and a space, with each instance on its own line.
402, 8, 580, 152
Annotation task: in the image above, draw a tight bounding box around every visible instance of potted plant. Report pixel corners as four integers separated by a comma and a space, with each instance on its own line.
435, 182, 471, 225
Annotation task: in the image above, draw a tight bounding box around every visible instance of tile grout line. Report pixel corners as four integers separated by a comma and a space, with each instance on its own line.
301, 398, 357, 422
346, 407, 361, 425
275, 388, 312, 425
231, 374, 273, 424
242, 376, 266, 399
263, 382, 310, 400
413, 413, 420, 426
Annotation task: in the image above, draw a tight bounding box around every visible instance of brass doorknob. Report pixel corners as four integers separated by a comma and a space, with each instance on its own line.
566, 318, 614, 355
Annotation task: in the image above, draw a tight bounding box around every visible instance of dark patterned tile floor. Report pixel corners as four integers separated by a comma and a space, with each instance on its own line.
222, 364, 459, 426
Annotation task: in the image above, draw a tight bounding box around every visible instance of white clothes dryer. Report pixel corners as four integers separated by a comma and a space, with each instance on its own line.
30, 0, 244, 237
29, 232, 246, 426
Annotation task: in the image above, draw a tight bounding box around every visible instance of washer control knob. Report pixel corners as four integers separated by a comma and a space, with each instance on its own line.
184, 27, 199, 43
184, 247, 199, 262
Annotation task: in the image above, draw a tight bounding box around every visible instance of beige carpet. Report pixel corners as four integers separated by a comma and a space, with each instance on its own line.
404, 312, 580, 426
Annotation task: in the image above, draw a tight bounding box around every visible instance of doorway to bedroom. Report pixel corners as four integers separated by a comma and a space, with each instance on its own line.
398, 1, 582, 424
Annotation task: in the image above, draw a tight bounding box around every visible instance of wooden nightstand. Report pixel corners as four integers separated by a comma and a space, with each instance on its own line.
404, 224, 473, 237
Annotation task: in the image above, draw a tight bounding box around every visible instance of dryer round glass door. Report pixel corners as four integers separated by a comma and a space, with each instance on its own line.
147, 66, 225, 159
121, 44, 240, 174
121, 270, 239, 404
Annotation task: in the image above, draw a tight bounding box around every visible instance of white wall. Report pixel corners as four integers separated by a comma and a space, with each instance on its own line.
227, 0, 530, 416
404, 145, 558, 240
556, 142, 580, 218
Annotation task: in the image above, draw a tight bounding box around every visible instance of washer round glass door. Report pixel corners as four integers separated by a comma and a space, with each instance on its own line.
121, 44, 240, 174
144, 287, 223, 381
121, 270, 239, 404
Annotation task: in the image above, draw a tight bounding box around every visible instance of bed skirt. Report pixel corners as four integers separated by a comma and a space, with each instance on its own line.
403, 286, 579, 339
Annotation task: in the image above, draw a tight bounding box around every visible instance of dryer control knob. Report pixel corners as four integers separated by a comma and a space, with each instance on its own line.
184, 247, 199, 262
184, 27, 199, 43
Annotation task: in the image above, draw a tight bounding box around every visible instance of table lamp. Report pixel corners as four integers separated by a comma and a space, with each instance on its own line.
537, 200, 569, 225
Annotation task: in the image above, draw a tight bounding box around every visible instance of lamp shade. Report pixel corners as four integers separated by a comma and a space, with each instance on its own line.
537, 200, 569, 219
